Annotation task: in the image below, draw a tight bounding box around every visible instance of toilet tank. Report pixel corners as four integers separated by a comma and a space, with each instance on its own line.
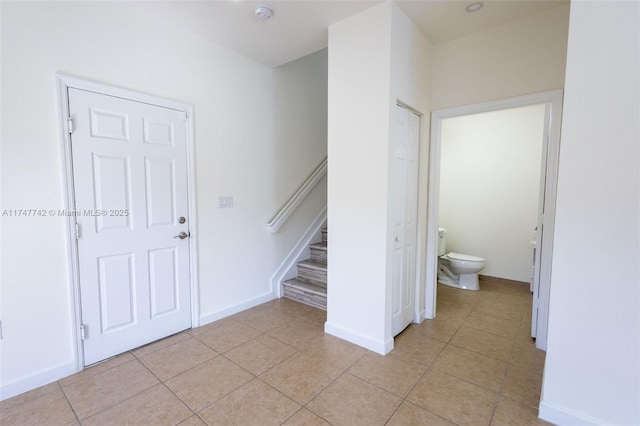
438, 227, 447, 256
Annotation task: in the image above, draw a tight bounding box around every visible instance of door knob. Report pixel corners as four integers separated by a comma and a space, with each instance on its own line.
174, 231, 190, 239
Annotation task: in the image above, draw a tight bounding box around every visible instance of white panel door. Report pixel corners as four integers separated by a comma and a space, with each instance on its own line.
69, 88, 191, 365
391, 105, 420, 336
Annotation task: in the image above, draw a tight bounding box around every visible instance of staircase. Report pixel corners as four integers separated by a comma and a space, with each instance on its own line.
283, 228, 327, 310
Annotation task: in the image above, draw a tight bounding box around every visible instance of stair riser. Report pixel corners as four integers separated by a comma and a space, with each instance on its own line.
310, 248, 327, 263
283, 287, 326, 310
297, 266, 327, 287
281, 228, 328, 309
283, 280, 326, 306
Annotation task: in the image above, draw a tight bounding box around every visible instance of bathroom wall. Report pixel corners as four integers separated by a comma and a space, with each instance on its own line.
439, 104, 546, 282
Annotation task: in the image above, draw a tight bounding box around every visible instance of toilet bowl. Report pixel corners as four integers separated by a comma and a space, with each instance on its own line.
437, 227, 485, 291
438, 252, 485, 290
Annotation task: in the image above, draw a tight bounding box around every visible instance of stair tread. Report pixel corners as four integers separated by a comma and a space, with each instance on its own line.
298, 259, 327, 270
283, 278, 327, 295
309, 242, 327, 251
283, 229, 327, 310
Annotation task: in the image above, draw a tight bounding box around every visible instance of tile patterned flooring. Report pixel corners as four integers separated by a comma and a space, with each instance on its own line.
1, 281, 551, 425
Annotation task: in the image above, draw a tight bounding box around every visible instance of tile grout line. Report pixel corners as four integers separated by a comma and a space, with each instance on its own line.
362, 304, 462, 425
55, 380, 82, 426
460, 286, 504, 426
132, 334, 268, 424
299, 348, 371, 425
301, 368, 355, 426
380, 356, 440, 425
175, 353, 258, 417
467, 286, 537, 423
129, 354, 200, 423
392, 337, 464, 424
184, 307, 333, 421
70, 358, 166, 424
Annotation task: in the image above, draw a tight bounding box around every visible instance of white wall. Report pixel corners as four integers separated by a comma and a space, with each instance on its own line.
440, 104, 545, 282
326, 2, 431, 353
0, 2, 327, 399
327, 3, 393, 353
432, 4, 569, 110
540, 2, 640, 425
389, 3, 432, 327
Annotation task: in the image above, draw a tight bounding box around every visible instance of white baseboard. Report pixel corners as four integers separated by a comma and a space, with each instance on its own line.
539, 400, 608, 425
324, 321, 393, 355
199, 292, 277, 326
269, 206, 327, 297
0, 361, 77, 401
414, 308, 426, 324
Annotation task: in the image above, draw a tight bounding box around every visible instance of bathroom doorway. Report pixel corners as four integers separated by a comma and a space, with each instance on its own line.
425, 91, 563, 351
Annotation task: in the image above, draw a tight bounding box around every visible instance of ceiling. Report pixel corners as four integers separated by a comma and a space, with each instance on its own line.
135, 0, 568, 68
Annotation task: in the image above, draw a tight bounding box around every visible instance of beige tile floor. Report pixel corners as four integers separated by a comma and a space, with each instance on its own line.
1, 280, 551, 426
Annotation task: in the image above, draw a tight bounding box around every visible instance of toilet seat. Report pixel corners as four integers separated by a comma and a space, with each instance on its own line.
447, 252, 484, 262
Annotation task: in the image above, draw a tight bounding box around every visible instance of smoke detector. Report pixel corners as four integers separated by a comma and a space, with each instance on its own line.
255, 6, 273, 21
465, 2, 484, 13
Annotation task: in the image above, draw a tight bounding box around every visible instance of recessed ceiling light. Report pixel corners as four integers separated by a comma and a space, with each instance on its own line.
255, 6, 273, 21
465, 2, 484, 13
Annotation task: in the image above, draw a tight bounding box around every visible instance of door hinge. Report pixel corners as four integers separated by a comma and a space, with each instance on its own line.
67, 117, 74, 134
80, 324, 87, 340
75, 223, 81, 239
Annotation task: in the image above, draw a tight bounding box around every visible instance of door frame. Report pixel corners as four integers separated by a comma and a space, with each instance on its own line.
56, 74, 200, 370
425, 90, 563, 351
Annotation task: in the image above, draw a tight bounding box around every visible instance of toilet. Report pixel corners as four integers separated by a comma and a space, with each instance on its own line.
438, 227, 485, 291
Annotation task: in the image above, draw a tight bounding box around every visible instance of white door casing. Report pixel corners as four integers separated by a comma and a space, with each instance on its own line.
426, 90, 562, 351
60, 78, 197, 367
391, 104, 420, 336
